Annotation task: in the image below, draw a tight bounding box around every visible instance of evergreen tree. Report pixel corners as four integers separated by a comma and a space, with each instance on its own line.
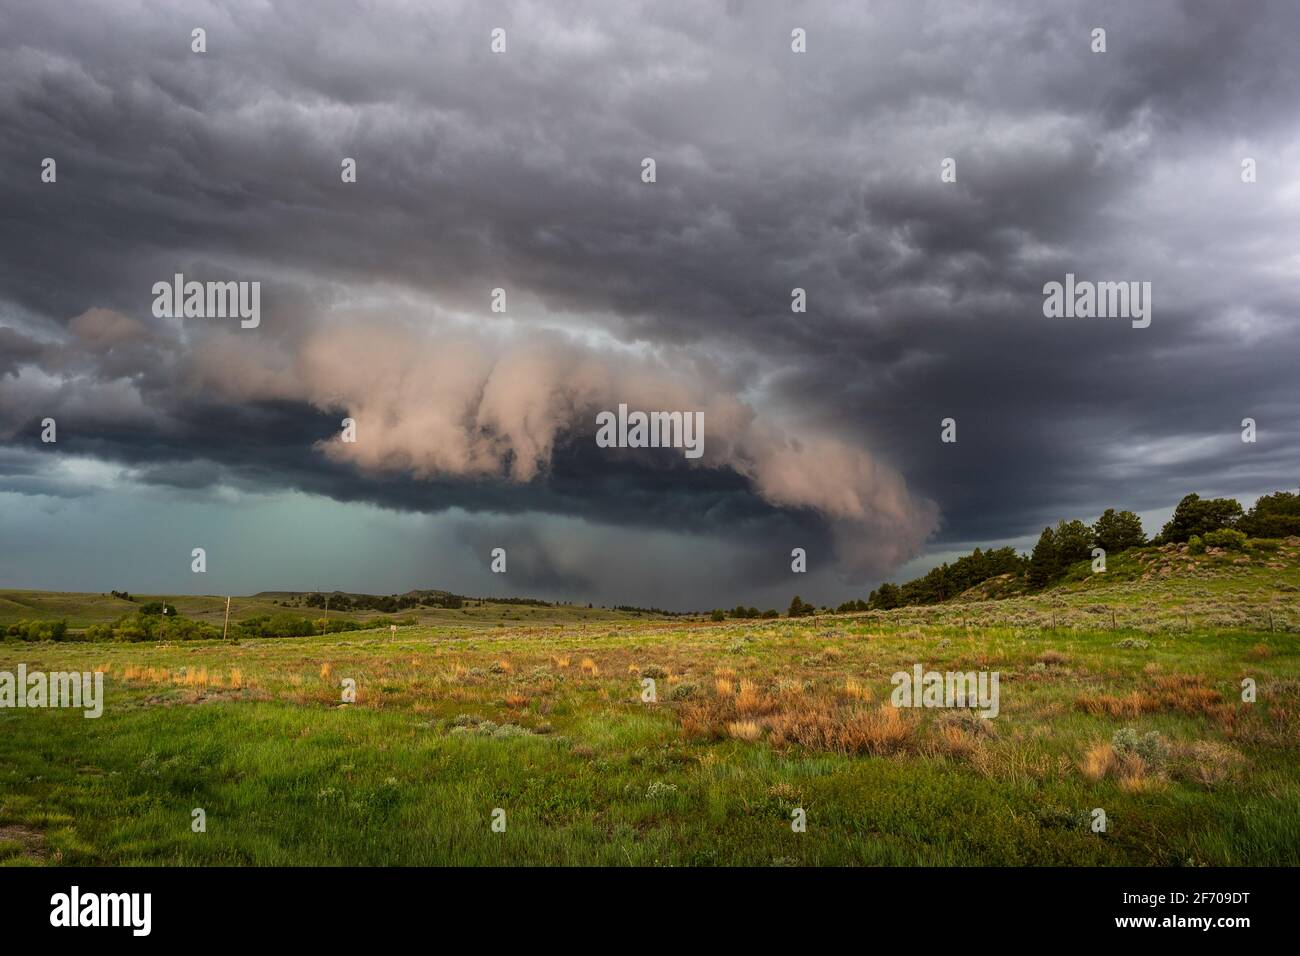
1156, 493, 1243, 543
1054, 518, 1094, 567
1027, 526, 1059, 588
1092, 508, 1147, 553
1239, 490, 1300, 538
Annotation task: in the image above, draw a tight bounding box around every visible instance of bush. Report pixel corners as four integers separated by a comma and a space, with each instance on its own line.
4, 619, 70, 641
668, 682, 697, 701
1187, 534, 1205, 555
236, 614, 317, 638
1204, 528, 1247, 551
1112, 727, 1170, 768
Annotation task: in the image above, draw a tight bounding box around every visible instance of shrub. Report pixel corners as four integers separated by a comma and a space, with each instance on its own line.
1187, 534, 1205, 555
137, 601, 177, 616
668, 682, 697, 701
1204, 528, 1247, 551
1112, 727, 1170, 767
5, 619, 70, 641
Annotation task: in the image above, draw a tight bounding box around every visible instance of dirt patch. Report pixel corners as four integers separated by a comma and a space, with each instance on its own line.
0, 824, 48, 862
124, 688, 272, 708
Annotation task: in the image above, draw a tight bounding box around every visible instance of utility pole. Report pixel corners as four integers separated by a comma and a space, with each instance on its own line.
222, 596, 231, 641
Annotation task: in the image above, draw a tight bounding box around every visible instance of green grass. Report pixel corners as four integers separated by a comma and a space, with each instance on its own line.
2, 539, 1298, 866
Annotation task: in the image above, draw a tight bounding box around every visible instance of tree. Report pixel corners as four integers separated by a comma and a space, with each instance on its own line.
1027, 526, 1059, 589
1054, 519, 1094, 567
1239, 490, 1300, 539
787, 595, 815, 618
1092, 508, 1147, 554
1156, 493, 1243, 543
868, 582, 902, 610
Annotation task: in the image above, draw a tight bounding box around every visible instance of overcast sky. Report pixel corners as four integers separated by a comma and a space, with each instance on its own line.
2, 0, 1298, 610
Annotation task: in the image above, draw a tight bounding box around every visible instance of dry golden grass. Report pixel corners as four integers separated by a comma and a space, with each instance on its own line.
775, 677, 805, 698
1076, 691, 1148, 717
444, 662, 469, 682
735, 679, 764, 715
319, 662, 332, 680
767, 703, 917, 756
1078, 741, 1166, 791
504, 692, 528, 709
714, 677, 734, 697
929, 723, 980, 759
122, 665, 171, 683
1076, 673, 1224, 719
176, 667, 212, 687
552, 655, 570, 669
727, 720, 763, 741
579, 658, 599, 676
841, 676, 873, 702
1080, 742, 1116, 780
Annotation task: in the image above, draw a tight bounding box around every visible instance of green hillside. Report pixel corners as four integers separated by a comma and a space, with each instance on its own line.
0, 588, 663, 633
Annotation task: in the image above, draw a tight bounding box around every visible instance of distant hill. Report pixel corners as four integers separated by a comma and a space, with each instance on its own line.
0, 588, 663, 632
856, 536, 1300, 633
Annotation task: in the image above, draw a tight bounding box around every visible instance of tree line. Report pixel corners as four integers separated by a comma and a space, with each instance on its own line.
856, 488, 1300, 611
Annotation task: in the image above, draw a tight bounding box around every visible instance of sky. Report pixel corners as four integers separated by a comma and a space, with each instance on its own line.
1, 0, 1298, 610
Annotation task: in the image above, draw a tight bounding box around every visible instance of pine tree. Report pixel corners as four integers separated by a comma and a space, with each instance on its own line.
1027, 526, 1059, 588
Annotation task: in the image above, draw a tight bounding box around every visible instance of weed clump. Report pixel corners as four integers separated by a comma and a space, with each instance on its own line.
645, 781, 678, 800
448, 715, 534, 738
1115, 638, 1151, 649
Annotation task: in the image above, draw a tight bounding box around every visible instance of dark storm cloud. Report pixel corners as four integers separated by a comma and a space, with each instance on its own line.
2, 0, 1298, 604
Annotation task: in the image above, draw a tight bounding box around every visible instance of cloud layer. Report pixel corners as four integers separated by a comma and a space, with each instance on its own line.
2, 0, 1298, 606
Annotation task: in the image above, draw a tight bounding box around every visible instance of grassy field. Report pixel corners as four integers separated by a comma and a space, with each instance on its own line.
2, 541, 1298, 866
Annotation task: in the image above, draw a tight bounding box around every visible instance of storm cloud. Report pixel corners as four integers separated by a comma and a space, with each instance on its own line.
1, 0, 1298, 608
